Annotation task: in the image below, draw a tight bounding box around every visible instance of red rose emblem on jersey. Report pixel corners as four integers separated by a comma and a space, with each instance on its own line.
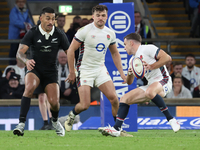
107, 34, 110, 40
140, 55, 143, 60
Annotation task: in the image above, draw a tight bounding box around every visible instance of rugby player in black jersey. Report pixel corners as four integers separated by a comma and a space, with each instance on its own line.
13, 7, 70, 136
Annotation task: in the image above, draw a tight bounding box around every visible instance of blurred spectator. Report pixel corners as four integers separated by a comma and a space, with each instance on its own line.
73, 15, 82, 25
189, 0, 200, 38
0, 72, 24, 99
193, 83, 200, 97
81, 18, 89, 27
134, 11, 152, 44
89, 18, 94, 23
182, 54, 200, 93
166, 74, 192, 99
2, 59, 25, 85
166, 60, 173, 75
66, 23, 81, 43
8, 0, 33, 65
171, 62, 190, 90
57, 50, 79, 104
56, 14, 66, 32
0, 67, 15, 88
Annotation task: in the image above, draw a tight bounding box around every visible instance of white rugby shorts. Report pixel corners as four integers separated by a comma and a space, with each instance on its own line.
77, 66, 111, 87
139, 76, 172, 97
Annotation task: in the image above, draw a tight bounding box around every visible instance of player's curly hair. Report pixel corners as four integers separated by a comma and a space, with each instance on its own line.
124, 33, 142, 43
92, 5, 108, 14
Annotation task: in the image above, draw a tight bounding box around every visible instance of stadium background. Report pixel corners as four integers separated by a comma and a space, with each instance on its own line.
1, 0, 200, 130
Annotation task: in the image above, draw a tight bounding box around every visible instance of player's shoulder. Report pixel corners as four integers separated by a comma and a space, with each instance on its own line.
28, 26, 39, 33
78, 23, 93, 32
104, 26, 115, 34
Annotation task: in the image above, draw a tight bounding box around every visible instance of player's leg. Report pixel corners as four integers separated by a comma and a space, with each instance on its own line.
146, 81, 180, 132
98, 80, 119, 120
99, 87, 147, 137
46, 99, 53, 129
65, 85, 91, 131
13, 72, 40, 136
45, 83, 65, 136
38, 93, 49, 130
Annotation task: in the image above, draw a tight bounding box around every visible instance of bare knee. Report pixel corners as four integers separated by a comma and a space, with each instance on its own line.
38, 93, 46, 103
109, 95, 119, 107
145, 90, 156, 100
79, 102, 90, 111
23, 85, 36, 98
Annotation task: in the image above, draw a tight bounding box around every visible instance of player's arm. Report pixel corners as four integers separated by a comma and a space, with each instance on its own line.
66, 38, 81, 84
148, 49, 172, 70
16, 44, 35, 70
109, 44, 126, 83
126, 67, 135, 85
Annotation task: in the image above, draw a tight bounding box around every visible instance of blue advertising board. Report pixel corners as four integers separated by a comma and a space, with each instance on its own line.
100, 2, 137, 132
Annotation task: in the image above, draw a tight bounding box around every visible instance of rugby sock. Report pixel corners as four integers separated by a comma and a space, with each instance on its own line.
50, 109, 59, 122
113, 116, 116, 122
44, 120, 48, 125
113, 103, 130, 131
151, 94, 173, 121
19, 96, 31, 123
72, 108, 79, 115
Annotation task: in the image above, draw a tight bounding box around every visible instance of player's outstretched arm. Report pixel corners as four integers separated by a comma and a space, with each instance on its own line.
66, 38, 81, 84
109, 44, 126, 83
150, 49, 172, 70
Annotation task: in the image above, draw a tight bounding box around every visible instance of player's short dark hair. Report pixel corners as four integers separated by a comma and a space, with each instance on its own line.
173, 61, 183, 67
185, 53, 195, 60
40, 7, 55, 16
92, 5, 108, 14
124, 33, 142, 43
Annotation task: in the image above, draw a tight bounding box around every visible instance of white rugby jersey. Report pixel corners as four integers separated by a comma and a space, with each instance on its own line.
129, 45, 170, 84
182, 66, 200, 92
74, 23, 116, 71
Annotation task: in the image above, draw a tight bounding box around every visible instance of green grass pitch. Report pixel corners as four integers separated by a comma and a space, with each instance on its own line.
0, 130, 199, 150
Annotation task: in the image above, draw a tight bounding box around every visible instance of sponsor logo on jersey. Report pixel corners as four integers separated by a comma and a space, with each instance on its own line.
37, 39, 41, 43
40, 45, 52, 52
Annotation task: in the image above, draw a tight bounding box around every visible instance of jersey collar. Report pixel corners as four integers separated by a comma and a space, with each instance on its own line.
39, 24, 55, 40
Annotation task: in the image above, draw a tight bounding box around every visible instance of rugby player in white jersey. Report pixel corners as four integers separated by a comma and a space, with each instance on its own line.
65, 5, 133, 137
99, 33, 180, 137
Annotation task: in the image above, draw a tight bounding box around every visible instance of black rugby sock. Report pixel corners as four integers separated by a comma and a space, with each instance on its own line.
72, 108, 79, 115
19, 96, 31, 123
151, 94, 173, 121
113, 116, 116, 122
113, 103, 130, 131
50, 109, 59, 122
44, 120, 48, 125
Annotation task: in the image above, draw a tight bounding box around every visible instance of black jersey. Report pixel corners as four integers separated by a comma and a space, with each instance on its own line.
21, 26, 69, 71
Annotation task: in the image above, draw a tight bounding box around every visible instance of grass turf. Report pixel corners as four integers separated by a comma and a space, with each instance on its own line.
0, 130, 199, 150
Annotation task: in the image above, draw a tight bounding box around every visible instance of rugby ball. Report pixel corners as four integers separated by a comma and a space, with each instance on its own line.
130, 57, 145, 79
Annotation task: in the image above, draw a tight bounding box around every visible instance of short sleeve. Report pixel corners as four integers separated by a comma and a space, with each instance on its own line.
74, 26, 88, 42
20, 29, 33, 47
144, 45, 160, 60
60, 32, 70, 50
110, 31, 116, 45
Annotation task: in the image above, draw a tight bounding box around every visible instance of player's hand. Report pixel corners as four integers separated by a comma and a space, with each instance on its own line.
65, 72, 76, 84
128, 67, 133, 76
26, 59, 35, 71
121, 73, 126, 84
143, 61, 151, 71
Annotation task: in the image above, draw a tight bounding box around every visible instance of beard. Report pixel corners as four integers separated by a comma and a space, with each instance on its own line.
187, 64, 194, 69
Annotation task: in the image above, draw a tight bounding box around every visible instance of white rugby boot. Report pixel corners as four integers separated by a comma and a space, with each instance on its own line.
13, 122, 25, 136
64, 111, 75, 132
52, 120, 65, 136
169, 118, 180, 133
98, 124, 120, 137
